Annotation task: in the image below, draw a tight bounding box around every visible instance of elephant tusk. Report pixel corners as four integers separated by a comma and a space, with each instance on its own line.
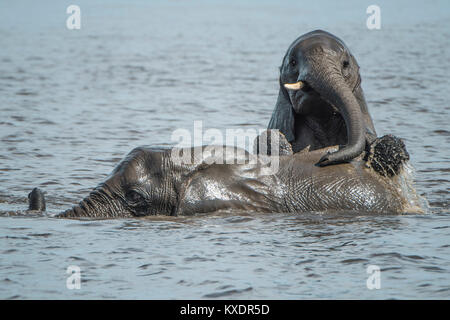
284, 81, 304, 90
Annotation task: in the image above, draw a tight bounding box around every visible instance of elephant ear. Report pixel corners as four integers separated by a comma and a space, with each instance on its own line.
268, 78, 295, 142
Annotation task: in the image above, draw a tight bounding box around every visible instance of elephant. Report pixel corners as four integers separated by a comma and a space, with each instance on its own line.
32, 132, 419, 218
28, 187, 46, 211
268, 30, 377, 166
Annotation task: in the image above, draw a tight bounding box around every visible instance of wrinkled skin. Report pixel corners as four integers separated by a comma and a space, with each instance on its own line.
268, 30, 377, 166
58, 143, 410, 218
28, 187, 46, 211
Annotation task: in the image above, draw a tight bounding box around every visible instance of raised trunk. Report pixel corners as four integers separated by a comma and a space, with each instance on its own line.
306, 63, 366, 166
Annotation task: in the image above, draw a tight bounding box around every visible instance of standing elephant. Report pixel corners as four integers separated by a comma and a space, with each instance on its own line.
268, 30, 377, 166
51, 133, 419, 218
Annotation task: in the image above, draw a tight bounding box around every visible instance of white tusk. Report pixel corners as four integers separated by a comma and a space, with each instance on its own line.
284, 81, 304, 90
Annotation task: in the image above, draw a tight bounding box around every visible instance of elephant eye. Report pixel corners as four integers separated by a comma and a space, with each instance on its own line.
290, 59, 297, 67
343, 60, 350, 68
125, 190, 145, 204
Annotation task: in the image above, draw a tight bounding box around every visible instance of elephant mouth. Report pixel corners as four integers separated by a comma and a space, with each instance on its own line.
286, 81, 339, 117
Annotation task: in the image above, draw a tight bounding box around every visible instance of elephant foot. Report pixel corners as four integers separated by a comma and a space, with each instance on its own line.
253, 129, 293, 156
365, 134, 410, 177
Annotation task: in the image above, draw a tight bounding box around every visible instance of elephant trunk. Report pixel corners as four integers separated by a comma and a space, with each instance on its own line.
59, 203, 89, 218
305, 59, 366, 166
57, 185, 127, 218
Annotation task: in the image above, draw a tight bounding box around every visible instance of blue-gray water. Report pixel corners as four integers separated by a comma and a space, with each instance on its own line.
0, 0, 449, 299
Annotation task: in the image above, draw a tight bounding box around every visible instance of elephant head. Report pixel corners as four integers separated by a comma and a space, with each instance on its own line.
57, 146, 253, 218
59, 147, 180, 218
268, 30, 376, 166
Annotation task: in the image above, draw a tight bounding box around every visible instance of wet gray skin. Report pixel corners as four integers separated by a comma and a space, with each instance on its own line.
28, 187, 46, 211
268, 30, 377, 166
57, 139, 409, 218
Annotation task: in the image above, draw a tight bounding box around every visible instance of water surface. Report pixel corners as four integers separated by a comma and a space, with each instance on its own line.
0, 0, 449, 299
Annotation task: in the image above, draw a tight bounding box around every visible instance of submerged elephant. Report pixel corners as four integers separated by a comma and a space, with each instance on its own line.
268, 30, 377, 166
29, 133, 420, 218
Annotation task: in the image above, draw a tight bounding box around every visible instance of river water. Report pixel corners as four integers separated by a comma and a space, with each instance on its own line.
0, 0, 449, 299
